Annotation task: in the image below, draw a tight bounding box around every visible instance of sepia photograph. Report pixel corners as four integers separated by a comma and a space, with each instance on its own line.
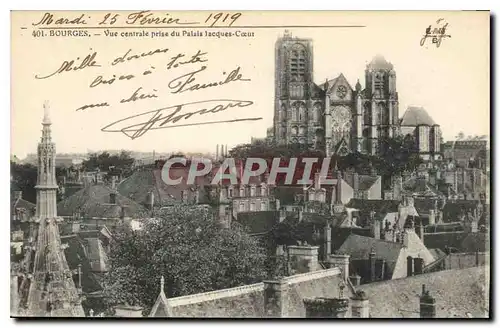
10, 10, 490, 319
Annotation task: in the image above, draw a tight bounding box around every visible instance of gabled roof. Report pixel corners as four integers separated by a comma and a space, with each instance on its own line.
414, 198, 437, 216
400, 106, 437, 126
149, 277, 174, 317
57, 184, 147, 218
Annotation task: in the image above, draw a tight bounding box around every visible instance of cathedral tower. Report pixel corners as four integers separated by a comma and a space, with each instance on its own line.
362, 55, 399, 154
274, 31, 324, 147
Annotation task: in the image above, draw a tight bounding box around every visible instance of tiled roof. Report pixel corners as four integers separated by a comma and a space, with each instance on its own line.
460, 233, 488, 253
400, 106, 436, 126
337, 234, 403, 278
442, 200, 481, 223
57, 184, 147, 219
357, 266, 489, 318
235, 211, 280, 235
118, 168, 212, 207
61, 235, 103, 293
423, 232, 467, 253
414, 198, 437, 216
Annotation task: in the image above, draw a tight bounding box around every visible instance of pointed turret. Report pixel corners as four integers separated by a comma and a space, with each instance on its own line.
149, 276, 174, 317
355, 79, 362, 92
21, 102, 85, 317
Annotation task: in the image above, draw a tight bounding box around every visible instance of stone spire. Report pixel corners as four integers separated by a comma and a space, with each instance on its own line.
22, 102, 85, 317
149, 276, 174, 317
36, 101, 58, 219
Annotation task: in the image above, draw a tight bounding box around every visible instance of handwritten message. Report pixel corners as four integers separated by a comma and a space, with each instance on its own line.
33, 24, 262, 139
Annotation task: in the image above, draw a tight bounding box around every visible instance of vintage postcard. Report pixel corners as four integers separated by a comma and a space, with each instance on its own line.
10, 11, 490, 318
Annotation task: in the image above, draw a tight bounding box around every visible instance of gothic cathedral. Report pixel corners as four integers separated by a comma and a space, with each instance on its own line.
272, 31, 400, 157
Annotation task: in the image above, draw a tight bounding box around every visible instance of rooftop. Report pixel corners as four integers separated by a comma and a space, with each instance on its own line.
400, 106, 437, 126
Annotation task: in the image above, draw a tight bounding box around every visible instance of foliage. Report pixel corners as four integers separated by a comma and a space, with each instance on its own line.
10, 162, 38, 203
102, 205, 268, 314
229, 142, 324, 161
82, 151, 135, 179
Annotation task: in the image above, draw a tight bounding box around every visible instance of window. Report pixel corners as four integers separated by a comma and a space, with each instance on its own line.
289, 45, 307, 81
228, 188, 233, 198
250, 203, 256, 211
239, 202, 245, 212
261, 185, 267, 196
250, 186, 256, 197
261, 202, 267, 211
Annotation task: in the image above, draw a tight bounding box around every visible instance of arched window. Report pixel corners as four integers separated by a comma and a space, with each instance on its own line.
299, 103, 306, 122
289, 44, 307, 81
299, 126, 306, 135
291, 126, 298, 135
313, 103, 322, 122
378, 102, 388, 125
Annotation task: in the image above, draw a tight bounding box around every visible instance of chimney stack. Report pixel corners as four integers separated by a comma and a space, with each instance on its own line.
328, 253, 350, 282
369, 249, 376, 282
263, 279, 289, 318
351, 291, 370, 318
407, 256, 413, 276
287, 245, 319, 273
353, 173, 359, 192
324, 224, 332, 261
216, 144, 219, 160
420, 285, 436, 318
428, 209, 436, 225
413, 257, 424, 275
314, 172, 321, 190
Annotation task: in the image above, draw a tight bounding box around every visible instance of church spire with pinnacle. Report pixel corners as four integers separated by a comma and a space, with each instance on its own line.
36, 101, 58, 219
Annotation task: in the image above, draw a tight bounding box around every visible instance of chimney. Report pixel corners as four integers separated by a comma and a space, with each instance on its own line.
402, 230, 410, 248
418, 220, 424, 242
216, 144, 219, 160
336, 171, 342, 204
413, 257, 424, 275
110, 192, 117, 204
303, 298, 349, 318
351, 291, 370, 318
263, 279, 289, 318
14, 191, 22, 200
225, 144, 228, 157
328, 253, 350, 281
375, 259, 386, 280
287, 245, 319, 273
349, 273, 361, 286
407, 256, 413, 276
428, 209, 436, 225
324, 224, 332, 261
419, 285, 436, 318
370, 212, 380, 239
353, 173, 359, 192
369, 250, 376, 282
148, 191, 155, 210
314, 172, 321, 190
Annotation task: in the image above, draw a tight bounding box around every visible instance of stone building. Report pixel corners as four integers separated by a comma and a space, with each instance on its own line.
272, 31, 400, 157
400, 106, 443, 161
13, 103, 85, 317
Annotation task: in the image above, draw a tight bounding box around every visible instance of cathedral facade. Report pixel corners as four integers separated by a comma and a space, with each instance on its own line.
271, 31, 400, 156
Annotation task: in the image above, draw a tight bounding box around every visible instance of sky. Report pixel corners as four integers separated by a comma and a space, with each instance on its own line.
11, 11, 490, 159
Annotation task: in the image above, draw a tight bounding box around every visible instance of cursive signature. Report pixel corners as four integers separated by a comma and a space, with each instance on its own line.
420, 18, 451, 48
35, 51, 101, 79
101, 99, 260, 140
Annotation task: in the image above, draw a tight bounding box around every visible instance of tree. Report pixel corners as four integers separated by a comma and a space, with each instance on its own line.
102, 206, 268, 314
10, 162, 38, 203
82, 150, 135, 179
